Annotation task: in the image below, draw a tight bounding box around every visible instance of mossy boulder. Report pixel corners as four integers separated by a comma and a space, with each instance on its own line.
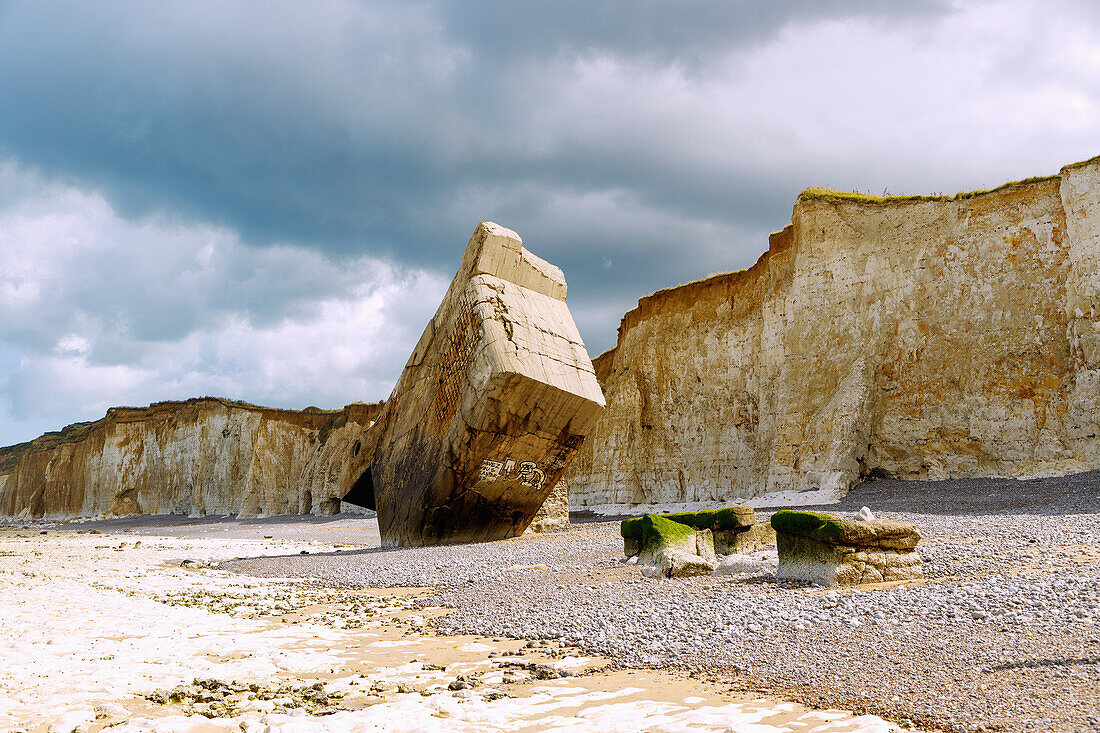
622, 513, 699, 557
622, 513, 716, 578
622, 506, 762, 555
770, 510, 920, 550
771, 510, 923, 586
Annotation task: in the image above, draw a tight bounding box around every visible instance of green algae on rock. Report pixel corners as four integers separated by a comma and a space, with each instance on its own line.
620, 513, 716, 578
771, 510, 923, 586
623, 506, 772, 556
771, 510, 921, 549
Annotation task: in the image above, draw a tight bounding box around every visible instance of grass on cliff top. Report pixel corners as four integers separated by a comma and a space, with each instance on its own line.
799, 174, 1060, 205
0, 441, 33, 474
1062, 153, 1100, 172
0, 419, 103, 473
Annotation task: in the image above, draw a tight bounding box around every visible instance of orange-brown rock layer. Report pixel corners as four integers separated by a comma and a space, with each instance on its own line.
567, 156, 1100, 506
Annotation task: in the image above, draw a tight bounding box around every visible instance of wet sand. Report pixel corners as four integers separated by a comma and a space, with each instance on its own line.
0, 525, 899, 733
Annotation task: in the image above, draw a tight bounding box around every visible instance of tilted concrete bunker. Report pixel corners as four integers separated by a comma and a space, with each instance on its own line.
358, 222, 605, 546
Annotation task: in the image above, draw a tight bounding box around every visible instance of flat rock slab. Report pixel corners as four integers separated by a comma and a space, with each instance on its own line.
771, 510, 923, 586
770, 510, 921, 550
365, 223, 605, 547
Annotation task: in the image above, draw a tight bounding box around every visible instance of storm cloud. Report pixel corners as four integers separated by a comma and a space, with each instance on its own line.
0, 0, 1098, 444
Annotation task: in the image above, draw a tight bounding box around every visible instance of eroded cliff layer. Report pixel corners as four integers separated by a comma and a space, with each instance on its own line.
0, 398, 383, 519
567, 156, 1100, 506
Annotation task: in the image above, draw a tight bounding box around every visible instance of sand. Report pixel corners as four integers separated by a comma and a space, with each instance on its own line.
0, 524, 899, 733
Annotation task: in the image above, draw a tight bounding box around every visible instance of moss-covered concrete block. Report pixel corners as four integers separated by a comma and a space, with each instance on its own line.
640, 529, 717, 578
622, 506, 762, 555
771, 510, 921, 549
771, 510, 922, 586
623, 513, 717, 578
626, 513, 702, 560
717, 521, 776, 554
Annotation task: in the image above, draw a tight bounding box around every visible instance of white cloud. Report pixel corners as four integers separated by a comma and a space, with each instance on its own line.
497, 0, 1100, 196
0, 161, 447, 444
3, 0, 1100, 445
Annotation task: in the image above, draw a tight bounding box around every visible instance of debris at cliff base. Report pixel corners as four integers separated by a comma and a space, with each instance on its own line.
525, 478, 570, 533
772, 510, 923, 586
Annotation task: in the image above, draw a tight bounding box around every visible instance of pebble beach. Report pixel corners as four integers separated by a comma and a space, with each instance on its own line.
2, 472, 1097, 732
0, 518, 895, 732
229, 472, 1100, 733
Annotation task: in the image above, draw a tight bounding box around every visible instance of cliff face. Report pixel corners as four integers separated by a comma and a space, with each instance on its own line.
567, 156, 1100, 506
0, 398, 383, 520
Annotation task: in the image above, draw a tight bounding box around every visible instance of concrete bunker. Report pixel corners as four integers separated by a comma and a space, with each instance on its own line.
365, 222, 605, 546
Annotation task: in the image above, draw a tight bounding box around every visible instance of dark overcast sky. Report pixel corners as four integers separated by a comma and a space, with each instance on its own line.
1, 0, 1099, 445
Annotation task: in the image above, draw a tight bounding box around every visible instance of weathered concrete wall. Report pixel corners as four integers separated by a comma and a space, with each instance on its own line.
0, 398, 383, 520
0, 232, 595, 534
568, 156, 1100, 506
367, 222, 604, 546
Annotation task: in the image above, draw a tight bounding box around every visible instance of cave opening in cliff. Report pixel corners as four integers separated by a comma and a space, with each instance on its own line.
344, 466, 376, 511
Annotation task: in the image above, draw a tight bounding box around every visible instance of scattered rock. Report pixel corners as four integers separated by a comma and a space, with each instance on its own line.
93, 703, 129, 719
144, 678, 339, 718
714, 550, 778, 576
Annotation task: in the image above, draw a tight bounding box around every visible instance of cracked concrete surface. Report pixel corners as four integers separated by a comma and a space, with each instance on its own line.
364, 222, 605, 547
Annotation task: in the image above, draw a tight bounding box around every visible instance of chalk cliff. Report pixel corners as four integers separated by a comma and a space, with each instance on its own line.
567, 156, 1100, 506
8, 157, 1100, 518
0, 398, 383, 520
